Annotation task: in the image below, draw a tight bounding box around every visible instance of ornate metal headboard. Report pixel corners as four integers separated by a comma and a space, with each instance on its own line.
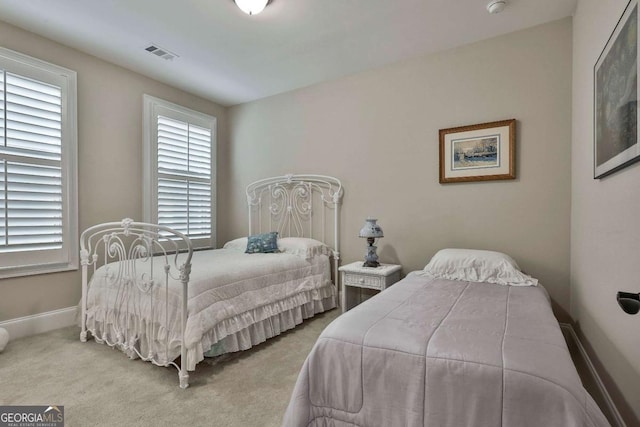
246, 173, 343, 277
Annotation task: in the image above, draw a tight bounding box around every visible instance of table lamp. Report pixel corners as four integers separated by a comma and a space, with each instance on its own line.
359, 218, 384, 267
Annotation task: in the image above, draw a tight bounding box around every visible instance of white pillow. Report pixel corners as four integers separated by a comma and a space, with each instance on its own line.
278, 237, 333, 259
423, 248, 538, 286
222, 237, 248, 251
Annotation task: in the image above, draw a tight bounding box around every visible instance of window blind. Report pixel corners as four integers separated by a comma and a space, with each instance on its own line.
0, 71, 64, 253
156, 115, 211, 239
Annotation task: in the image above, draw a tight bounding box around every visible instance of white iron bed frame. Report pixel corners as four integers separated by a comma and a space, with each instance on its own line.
79, 174, 343, 388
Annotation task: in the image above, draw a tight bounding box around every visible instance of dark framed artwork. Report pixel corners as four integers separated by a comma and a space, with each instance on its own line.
439, 119, 515, 183
594, 0, 640, 179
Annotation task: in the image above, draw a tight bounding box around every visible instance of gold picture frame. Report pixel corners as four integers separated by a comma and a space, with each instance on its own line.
439, 119, 516, 183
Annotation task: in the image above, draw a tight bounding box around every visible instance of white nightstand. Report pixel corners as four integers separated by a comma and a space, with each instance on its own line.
339, 261, 402, 312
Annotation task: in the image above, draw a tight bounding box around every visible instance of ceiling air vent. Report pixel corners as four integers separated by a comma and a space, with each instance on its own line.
145, 44, 178, 61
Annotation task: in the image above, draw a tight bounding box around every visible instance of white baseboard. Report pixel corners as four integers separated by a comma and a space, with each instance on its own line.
560, 322, 626, 427
0, 306, 78, 340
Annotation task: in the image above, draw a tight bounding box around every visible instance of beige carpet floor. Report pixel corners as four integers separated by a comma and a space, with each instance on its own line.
0, 309, 340, 427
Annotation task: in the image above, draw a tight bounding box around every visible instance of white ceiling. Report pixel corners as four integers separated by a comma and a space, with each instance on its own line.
0, 0, 577, 106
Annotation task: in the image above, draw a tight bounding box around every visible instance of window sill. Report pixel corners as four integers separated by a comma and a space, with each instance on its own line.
0, 261, 79, 280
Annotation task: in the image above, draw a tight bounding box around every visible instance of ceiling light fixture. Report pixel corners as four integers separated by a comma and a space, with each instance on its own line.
234, 0, 269, 15
486, 0, 507, 14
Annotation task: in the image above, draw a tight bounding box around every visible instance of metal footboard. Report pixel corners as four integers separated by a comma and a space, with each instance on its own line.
79, 218, 193, 388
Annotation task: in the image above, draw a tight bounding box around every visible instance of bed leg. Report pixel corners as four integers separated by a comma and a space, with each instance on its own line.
179, 370, 189, 389
80, 261, 89, 343
179, 265, 190, 389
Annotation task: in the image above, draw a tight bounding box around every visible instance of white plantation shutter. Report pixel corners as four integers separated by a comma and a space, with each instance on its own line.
5, 162, 63, 250
2, 74, 63, 251
0, 161, 4, 246
144, 96, 216, 248
157, 115, 212, 237
0, 47, 78, 277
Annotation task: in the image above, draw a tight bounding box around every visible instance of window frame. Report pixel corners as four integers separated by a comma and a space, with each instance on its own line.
0, 46, 78, 279
142, 94, 217, 249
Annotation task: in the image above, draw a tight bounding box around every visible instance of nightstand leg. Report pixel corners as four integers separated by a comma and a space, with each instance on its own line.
341, 283, 347, 313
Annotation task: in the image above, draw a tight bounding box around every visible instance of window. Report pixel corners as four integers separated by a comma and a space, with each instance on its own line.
0, 47, 78, 278
143, 95, 216, 249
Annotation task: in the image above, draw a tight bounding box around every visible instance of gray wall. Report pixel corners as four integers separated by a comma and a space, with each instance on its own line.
224, 18, 574, 318
0, 20, 226, 321
572, 0, 640, 423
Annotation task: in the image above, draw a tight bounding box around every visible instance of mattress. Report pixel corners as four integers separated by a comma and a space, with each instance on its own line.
84, 248, 336, 370
283, 272, 609, 427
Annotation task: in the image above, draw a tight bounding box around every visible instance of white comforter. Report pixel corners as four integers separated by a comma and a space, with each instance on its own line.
284, 272, 609, 427
85, 249, 336, 370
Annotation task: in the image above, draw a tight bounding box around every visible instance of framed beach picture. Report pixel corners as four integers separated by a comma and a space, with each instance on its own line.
439, 119, 515, 183
594, 0, 640, 179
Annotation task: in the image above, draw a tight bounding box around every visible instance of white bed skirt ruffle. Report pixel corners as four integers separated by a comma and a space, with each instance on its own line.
199, 294, 335, 360
193, 284, 336, 369
85, 284, 336, 371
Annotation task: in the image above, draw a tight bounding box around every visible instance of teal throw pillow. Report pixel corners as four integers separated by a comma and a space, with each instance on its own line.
245, 232, 279, 254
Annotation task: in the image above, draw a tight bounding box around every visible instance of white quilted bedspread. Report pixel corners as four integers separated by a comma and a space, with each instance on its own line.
85, 249, 335, 370
283, 272, 609, 427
